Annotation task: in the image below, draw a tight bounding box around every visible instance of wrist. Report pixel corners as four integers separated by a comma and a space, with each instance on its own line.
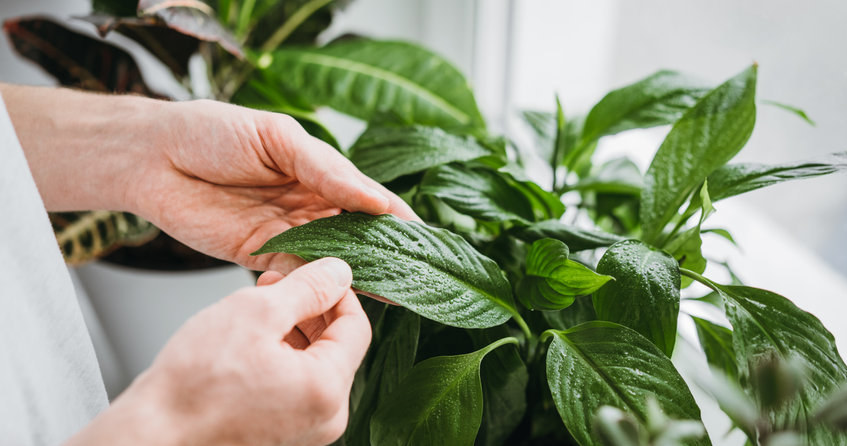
65, 371, 190, 446
1, 84, 167, 213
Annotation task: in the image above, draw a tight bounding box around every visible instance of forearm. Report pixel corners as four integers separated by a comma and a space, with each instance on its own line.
0, 83, 165, 212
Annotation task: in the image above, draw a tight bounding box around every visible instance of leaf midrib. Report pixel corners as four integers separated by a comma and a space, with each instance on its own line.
289, 52, 472, 125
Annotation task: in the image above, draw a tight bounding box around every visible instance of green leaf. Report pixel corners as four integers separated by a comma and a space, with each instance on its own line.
521, 109, 556, 161
692, 316, 738, 381
50, 211, 159, 266
717, 284, 847, 443
345, 307, 419, 445
581, 70, 711, 143
814, 385, 847, 432
707, 153, 847, 202
761, 99, 816, 126
254, 213, 519, 329
498, 165, 566, 221
571, 157, 644, 196
468, 327, 529, 446
418, 164, 535, 222
349, 124, 493, 183
594, 240, 681, 356
512, 220, 624, 252
258, 39, 485, 129
370, 337, 519, 446
640, 65, 757, 244
544, 322, 708, 446
518, 239, 612, 311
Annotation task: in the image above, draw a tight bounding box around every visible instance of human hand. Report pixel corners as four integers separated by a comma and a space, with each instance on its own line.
0, 85, 416, 273
128, 99, 418, 273
66, 257, 371, 446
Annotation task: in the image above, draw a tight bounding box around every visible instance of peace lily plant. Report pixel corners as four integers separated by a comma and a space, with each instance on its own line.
6, 1, 847, 445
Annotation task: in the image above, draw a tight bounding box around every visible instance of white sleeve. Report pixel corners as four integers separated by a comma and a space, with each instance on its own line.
0, 93, 108, 446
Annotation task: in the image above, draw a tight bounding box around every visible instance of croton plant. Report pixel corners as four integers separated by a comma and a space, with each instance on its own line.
5, 1, 847, 445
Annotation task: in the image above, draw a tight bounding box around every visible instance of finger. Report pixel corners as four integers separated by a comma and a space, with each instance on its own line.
277, 126, 390, 215
356, 173, 422, 223
282, 326, 310, 349
257, 270, 284, 286
297, 316, 328, 343
259, 257, 352, 332
305, 290, 372, 377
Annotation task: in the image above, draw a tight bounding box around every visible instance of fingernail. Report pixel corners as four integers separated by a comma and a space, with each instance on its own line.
322, 257, 352, 287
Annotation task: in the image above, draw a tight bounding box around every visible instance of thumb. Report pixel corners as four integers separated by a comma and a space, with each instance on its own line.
260, 257, 353, 330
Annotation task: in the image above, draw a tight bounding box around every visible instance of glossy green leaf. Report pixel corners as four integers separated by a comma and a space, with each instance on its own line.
254, 213, 519, 329
594, 240, 681, 356
581, 70, 710, 144
518, 239, 612, 311
257, 39, 485, 129
640, 65, 757, 243
468, 327, 529, 446
571, 157, 644, 196
512, 220, 624, 252
418, 164, 535, 222
692, 316, 738, 381
345, 307, 419, 445
349, 124, 493, 183
707, 153, 847, 202
370, 337, 519, 446
499, 165, 567, 221
544, 322, 708, 446
718, 284, 847, 444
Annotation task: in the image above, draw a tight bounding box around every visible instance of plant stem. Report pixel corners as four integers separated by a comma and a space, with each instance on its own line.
260, 0, 335, 52
680, 267, 721, 292
512, 311, 533, 340
220, 0, 334, 101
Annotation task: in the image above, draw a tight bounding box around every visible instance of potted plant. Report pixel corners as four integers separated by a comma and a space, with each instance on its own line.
6, 1, 847, 445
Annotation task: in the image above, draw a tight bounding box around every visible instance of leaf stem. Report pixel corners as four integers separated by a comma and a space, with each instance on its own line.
680, 267, 721, 293
260, 0, 334, 52
220, 0, 334, 100
511, 311, 533, 340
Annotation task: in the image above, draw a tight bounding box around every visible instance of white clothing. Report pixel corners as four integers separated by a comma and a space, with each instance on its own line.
0, 94, 108, 445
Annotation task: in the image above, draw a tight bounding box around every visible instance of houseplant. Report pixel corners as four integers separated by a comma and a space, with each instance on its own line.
6, 1, 847, 445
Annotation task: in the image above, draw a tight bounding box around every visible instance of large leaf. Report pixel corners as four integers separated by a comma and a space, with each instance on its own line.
512, 220, 624, 252
692, 316, 738, 381
581, 70, 710, 144
468, 327, 529, 446
544, 322, 708, 446
78, 14, 202, 78
707, 153, 847, 202
369, 337, 519, 446
137, 0, 243, 58
349, 124, 493, 183
666, 182, 715, 288
714, 283, 847, 443
50, 211, 159, 266
640, 65, 757, 244
3, 17, 161, 96
593, 240, 680, 356
518, 239, 612, 311
345, 306, 419, 445
256, 39, 485, 129
254, 213, 519, 329
418, 164, 535, 222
